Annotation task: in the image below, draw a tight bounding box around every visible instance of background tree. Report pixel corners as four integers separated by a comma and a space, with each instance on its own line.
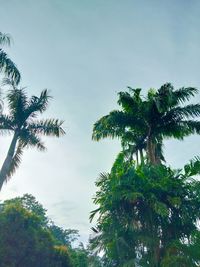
0, 83, 65, 190
0, 194, 103, 267
3, 193, 48, 226
53, 246, 74, 267
70, 243, 103, 267
0, 195, 82, 267
49, 223, 79, 247
0, 202, 73, 267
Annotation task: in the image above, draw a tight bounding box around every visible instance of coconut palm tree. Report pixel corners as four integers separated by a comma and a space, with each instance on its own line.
0, 32, 20, 85
92, 83, 200, 164
0, 83, 65, 190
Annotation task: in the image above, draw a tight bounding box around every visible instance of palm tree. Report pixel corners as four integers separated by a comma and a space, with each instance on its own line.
92, 83, 200, 164
0, 32, 20, 85
0, 82, 65, 190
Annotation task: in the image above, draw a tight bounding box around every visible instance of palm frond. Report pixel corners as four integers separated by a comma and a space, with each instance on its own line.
92, 111, 142, 141
176, 104, 200, 118
25, 89, 51, 118
7, 88, 28, 122
118, 91, 141, 113
0, 114, 14, 134
181, 120, 200, 134
184, 156, 200, 177
161, 105, 200, 130
26, 136, 46, 151
2, 77, 16, 88
5, 142, 23, 182
93, 116, 124, 141
0, 99, 4, 114
19, 129, 46, 151
173, 87, 198, 104
0, 50, 20, 85
155, 83, 175, 112
0, 32, 11, 46
158, 122, 192, 140
28, 119, 65, 137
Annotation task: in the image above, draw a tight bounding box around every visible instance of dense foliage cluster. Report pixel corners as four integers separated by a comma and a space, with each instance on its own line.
0, 194, 73, 266
91, 85, 200, 266
90, 154, 200, 266
0, 194, 103, 267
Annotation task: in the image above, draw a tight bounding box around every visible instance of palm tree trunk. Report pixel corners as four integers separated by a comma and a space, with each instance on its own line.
147, 138, 156, 164
0, 132, 18, 190
147, 127, 156, 164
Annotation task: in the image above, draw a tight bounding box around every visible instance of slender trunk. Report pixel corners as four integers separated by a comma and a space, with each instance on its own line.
147, 137, 156, 164
147, 127, 155, 164
0, 132, 18, 191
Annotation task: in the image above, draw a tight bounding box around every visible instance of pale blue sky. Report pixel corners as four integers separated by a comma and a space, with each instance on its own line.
0, 0, 200, 242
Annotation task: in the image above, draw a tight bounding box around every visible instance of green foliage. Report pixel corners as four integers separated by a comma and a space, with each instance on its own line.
0, 32, 20, 85
90, 153, 200, 266
92, 84, 200, 164
0, 195, 78, 267
53, 246, 73, 267
0, 203, 54, 267
49, 223, 79, 247
91, 83, 200, 265
3, 193, 48, 225
0, 194, 103, 267
71, 244, 89, 267
71, 243, 103, 267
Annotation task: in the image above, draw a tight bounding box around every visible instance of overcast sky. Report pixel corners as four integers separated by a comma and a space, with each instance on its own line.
0, 0, 200, 243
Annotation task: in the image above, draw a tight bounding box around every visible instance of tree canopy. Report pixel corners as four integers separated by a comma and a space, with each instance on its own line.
0, 195, 73, 267
93, 84, 200, 164
0, 194, 103, 267
91, 84, 200, 266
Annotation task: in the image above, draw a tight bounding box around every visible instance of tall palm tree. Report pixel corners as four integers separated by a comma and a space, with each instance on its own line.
0, 83, 65, 190
0, 32, 20, 85
92, 83, 200, 164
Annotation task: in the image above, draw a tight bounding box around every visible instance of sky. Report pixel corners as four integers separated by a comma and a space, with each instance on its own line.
0, 0, 200, 243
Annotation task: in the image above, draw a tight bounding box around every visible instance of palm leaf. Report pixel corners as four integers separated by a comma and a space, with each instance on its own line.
173, 87, 198, 104
28, 119, 65, 137
7, 88, 28, 122
5, 142, 23, 182
0, 114, 14, 134
171, 104, 200, 119
0, 50, 20, 85
92, 111, 142, 141
118, 90, 142, 113
0, 32, 11, 46
181, 120, 200, 134
184, 156, 200, 177
25, 89, 51, 119
19, 129, 46, 151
